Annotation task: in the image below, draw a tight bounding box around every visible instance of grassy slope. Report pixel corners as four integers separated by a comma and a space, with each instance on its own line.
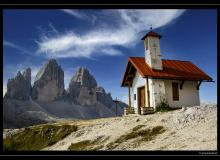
3, 124, 77, 151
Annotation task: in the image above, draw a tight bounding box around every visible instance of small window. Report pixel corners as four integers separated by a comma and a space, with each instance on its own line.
134, 94, 136, 100
172, 82, 179, 101
172, 83, 179, 101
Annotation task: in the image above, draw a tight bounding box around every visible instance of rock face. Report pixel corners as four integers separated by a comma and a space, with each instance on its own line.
95, 87, 114, 108
32, 59, 64, 101
22, 68, 31, 85
70, 67, 97, 89
22, 68, 31, 93
4, 68, 31, 100
68, 67, 114, 107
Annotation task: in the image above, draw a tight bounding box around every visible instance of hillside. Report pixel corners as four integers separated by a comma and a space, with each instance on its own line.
3, 104, 217, 151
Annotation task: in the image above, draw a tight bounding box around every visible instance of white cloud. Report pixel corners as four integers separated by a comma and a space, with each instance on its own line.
48, 23, 59, 34
37, 9, 185, 59
60, 9, 97, 25
60, 9, 89, 20
3, 40, 32, 55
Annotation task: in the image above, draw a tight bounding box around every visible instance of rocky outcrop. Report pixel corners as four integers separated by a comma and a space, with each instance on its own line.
67, 67, 114, 107
95, 86, 114, 108
32, 59, 64, 101
68, 67, 96, 104
4, 68, 31, 100
69, 67, 97, 89
22, 68, 31, 85
175, 105, 217, 124
22, 68, 31, 93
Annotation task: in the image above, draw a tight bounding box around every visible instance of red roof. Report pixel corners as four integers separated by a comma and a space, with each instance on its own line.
121, 57, 213, 87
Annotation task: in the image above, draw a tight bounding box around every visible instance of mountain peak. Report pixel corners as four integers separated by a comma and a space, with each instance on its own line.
32, 59, 64, 101
69, 66, 97, 89
48, 59, 58, 65
5, 69, 31, 100
22, 68, 31, 85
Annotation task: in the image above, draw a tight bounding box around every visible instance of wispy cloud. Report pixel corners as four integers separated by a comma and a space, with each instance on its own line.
37, 9, 185, 59
60, 9, 89, 20
48, 23, 59, 34
60, 9, 97, 24
3, 40, 32, 55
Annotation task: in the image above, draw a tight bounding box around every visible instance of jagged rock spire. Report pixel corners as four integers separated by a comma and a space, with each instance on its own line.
5, 68, 31, 100
32, 59, 64, 101
69, 67, 97, 90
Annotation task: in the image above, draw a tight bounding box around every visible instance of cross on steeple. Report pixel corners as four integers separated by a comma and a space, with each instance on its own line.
150, 24, 153, 30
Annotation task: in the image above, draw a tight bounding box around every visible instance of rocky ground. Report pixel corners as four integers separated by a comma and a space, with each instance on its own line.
4, 104, 217, 151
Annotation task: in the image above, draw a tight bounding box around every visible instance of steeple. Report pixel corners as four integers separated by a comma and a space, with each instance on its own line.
142, 29, 163, 70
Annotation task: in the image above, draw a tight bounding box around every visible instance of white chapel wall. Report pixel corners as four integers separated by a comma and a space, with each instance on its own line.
131, 71, 145, 110
148, 78, 166, 108
164, 80, 200, 108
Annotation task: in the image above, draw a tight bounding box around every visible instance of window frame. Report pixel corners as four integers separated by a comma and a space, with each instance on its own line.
172, 82, 179, 101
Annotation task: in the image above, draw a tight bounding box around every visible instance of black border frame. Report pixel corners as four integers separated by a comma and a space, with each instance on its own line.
1, 3, 219, 157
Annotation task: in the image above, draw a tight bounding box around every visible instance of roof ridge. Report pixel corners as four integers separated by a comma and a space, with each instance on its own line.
129, 56, 144, 58
128, 57, 192, 63
162, 59, 192, 62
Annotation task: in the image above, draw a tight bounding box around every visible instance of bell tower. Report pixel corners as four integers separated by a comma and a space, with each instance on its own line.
141, 28, 163, 70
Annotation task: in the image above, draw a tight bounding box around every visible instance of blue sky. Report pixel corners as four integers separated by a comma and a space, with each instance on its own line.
3, 9, 217, 104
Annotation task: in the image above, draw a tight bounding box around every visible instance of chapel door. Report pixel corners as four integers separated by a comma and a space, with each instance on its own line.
138, 86, 145, 114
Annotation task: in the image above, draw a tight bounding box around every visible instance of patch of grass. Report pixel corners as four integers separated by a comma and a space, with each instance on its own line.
3, 124, 78, 151
140, 126, 165, 142
170, 131, 176, 135
155, 98, 173, 112
132, 125, 145, 132
159, 144, 169, 150
151, 126, 165, 135
106, 126, 166, 150
92, 145, 104, 151
68, 140, 92, 151
68, 136, 109, 151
